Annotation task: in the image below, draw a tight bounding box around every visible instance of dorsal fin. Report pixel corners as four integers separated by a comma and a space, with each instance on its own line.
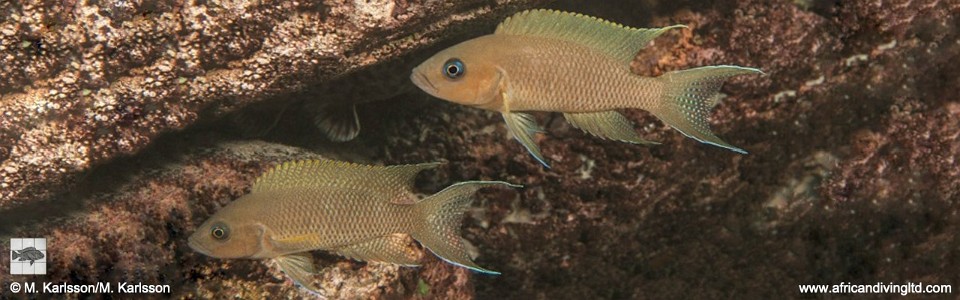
252, 160, 441, 202
495, 9, 687, 64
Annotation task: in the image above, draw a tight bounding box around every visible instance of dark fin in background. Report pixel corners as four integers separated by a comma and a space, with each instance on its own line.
314, 104, 361, 142
495, 9, 687, 64
563, 111, 660, 145
229, 100, 294, 138
650, 65, 763, 154
276, 252, 323, 296
503, 112, 549, 167
335, 233, 422, 266
412, 181, 521, 275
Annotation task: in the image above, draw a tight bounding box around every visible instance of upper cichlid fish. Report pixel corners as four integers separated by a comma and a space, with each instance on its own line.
188, 159, 518, 294
411, 9, 763, 167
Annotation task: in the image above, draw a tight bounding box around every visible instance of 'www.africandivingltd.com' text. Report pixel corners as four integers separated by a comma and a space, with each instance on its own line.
799, 282, 952, 296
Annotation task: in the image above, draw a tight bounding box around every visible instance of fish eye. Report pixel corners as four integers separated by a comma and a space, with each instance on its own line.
443, 58, 465, 79
211, 223, 230, 240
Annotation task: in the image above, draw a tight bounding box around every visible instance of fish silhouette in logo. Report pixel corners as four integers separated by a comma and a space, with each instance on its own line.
12, 247, 45, 265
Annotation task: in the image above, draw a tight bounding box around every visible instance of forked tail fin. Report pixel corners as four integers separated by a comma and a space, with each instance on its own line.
12, 250, 20, 260
651, 65, 762, 154
411, 181, 520, 275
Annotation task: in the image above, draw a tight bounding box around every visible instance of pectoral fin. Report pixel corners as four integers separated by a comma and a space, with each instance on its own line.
276, 252, 321, 295
334, 233, 422, 266
314, 104, 361, 142
503, 112, 548, 167
563, 111, 659, 145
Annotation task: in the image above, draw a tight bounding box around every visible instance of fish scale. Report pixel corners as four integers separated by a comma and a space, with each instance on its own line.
497, 35, 663, 112
256, 188, 414, 250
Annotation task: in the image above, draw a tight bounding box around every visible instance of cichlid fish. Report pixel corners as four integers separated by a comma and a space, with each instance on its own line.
12, 247, 44, 265
411, 9, 763, 167
188, 159, 518, 294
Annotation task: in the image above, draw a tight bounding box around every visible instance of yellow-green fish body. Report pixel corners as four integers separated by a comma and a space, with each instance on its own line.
215, 188, 415, 256
411, 10, 763, 166
459, 35, 669, 112
188, 160, 516, 293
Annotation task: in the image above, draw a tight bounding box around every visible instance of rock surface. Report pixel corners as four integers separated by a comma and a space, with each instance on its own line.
2, 0, 959, 299
0, 0, 549, 209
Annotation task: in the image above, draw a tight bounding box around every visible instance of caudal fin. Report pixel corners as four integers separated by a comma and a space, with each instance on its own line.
651, 65, 762, 154
12, 250, 20, 260
411, 181, 520, 275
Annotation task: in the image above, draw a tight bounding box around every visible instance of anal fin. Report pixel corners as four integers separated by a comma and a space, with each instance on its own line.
314, 104, 361, 142
334, 233, 422, 266
563, 111, 659, 145
503, 112, 549, 167
276, 252, 322, 295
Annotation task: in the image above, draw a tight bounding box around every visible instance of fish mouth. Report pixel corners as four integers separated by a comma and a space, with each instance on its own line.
410, 71, 438, 95
187, 236, 212, 257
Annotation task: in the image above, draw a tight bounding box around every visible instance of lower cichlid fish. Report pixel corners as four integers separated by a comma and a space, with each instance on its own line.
188, 160, 518, 294
411, 9, 763, 167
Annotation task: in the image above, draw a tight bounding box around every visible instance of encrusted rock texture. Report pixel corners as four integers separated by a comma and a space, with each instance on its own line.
2, 0, 959, 299
0, 0, 549, 209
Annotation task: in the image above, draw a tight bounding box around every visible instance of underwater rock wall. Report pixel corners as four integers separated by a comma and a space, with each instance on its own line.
0, 0, 549, 209
1, 0, 958, 299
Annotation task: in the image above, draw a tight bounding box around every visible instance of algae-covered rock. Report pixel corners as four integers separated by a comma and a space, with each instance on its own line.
1, 0, 958, 298
0, 0, 550, 209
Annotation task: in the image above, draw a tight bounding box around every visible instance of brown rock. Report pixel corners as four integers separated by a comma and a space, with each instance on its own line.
1, 0, 958, 298
0, 0, 551, 209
